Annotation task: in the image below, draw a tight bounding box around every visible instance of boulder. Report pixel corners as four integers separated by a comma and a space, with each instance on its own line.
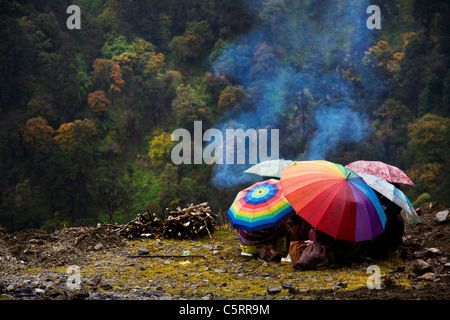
435, 210, 449, 223
406, 259, 432, 275
267, 286, 281, 294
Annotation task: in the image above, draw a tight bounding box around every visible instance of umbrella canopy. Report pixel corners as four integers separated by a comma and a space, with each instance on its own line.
280, 160, 387, 242
227, 179, 296, 232
358, 173, 421, 225
345, 160, 414, 185
244, 159, 294, 178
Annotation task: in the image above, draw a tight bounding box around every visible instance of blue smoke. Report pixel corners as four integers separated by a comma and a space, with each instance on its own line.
303, 102, 372, 160
210, 0, 383, 188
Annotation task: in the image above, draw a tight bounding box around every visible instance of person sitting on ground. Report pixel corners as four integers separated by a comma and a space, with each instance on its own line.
237, 222, 288, 261
285, 214, 311, 244
362, 188, 405, 259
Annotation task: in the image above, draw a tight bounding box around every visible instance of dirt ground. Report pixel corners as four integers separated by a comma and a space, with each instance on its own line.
0, 202, 448, 300
0, 225, 123, 270
314, 201, 450, 300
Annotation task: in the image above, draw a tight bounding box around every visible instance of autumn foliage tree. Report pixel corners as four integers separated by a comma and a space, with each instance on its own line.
363, 40, 404, 74
92, 58, 114, 91
92, 58, 125, 94
144, 52, 166, 76
109, 61, 125, 93
54, 119, 97, 154
88, 90, 111, 114
23, 117, 55, 153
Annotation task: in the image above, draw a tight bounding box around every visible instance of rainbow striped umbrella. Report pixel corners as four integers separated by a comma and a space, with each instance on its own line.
227, 179, 296, 232
280, 160, 387, 242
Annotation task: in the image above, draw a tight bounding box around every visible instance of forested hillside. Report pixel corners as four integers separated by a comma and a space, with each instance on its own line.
0, 0, 449, 232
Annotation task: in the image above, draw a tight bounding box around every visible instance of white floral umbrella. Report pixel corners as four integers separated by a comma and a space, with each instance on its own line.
244, 159, 294, 178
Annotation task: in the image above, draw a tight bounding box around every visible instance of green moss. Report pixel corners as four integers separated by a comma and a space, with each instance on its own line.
9, 226, 413, 299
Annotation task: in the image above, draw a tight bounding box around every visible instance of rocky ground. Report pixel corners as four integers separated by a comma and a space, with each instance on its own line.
0, 202, 449, 301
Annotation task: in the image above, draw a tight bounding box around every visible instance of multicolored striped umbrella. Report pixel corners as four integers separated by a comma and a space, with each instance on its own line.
280, 160, 387, 242
358, 173, 421, 225
346, 160, 414, 185
227, 179, 296, 232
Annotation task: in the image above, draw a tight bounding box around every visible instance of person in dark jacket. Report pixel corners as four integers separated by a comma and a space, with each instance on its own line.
363, 187, 405, 259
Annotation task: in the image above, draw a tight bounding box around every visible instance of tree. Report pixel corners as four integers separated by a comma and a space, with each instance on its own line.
412, 0, 443, 40
169, 20, 214, 65
209, 38, 228, 65
26, 93, 56, 124
54, 119, 98, 224
203, 72, 231, 106
109, 61, 125, 93
91, 58, 125, 94
112, 52, 137, 75
169, 35, 190, 64
101, 35, 135, 59
217, 85, 246, 114
216, 0, 256, 39
397, 32, 429, 116
184, 20, 214, 55
148, 131, 174, 167
130, 74, 173, 127
249, 41, 275, 80
171, 84, 210, 127
259, 0, 287, 35
0, 16, 35, 113
54, 118, 97, 155
22, 117, 55, 153
0, 179, 50, 231
95, 138, 129, 224
88, 90, 111, 114
407, 114, 449, 164
418, 73, 443, 117
132, 37, 156, 55
406, 114, 450, 206
144, 52, 166, 76
158, 163, 180, 209
92, 58, 114, 91
98, 0, 120, 34
442, 69, 450, 117
157, 13, 173, 49
363, 40, 404, 75
371, 98, 413, 164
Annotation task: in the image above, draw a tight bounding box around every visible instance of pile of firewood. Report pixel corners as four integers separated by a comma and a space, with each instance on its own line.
118, 210, 163, 239
102, 202, 218, 240
162, 202, 218, 239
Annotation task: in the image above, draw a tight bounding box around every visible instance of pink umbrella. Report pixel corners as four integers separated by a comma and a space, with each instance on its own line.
345, 160, 414, 185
